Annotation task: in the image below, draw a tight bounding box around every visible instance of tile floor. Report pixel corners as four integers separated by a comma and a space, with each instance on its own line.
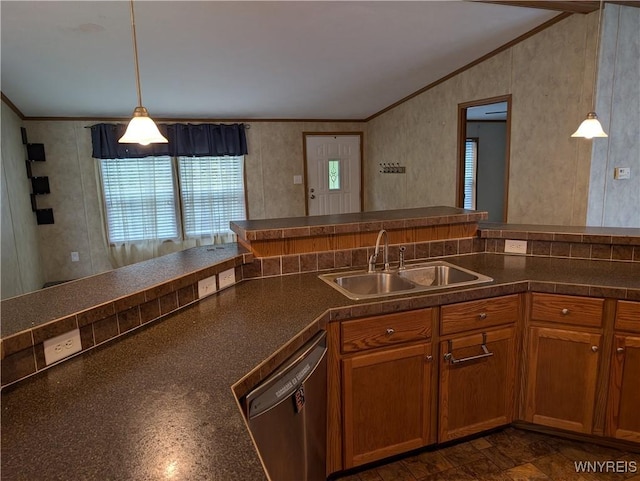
335, 428, 640, 481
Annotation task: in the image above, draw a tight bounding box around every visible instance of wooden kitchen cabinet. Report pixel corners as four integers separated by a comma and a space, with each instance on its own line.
439, 326, 516, 442
342, 342, 433, 468
525, 293, 604, 434
525, 326, 601, 433
606, 301, 640, 443
339, 308, 434, 469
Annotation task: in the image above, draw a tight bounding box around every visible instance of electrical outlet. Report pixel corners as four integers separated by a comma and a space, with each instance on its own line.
504, 239, 527, 254
197, 275, 217, 299
43, 329, 82, 365
71, 251, 79, 262
219, 268, 236, 290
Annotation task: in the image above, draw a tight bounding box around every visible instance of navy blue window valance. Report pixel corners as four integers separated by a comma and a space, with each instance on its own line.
90, 123, 248, 159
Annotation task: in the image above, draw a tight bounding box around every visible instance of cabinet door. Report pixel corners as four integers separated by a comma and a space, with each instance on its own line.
342, 343, 432, 468
606, 335, 640, 442
439, 327, 516, 442
525, 327, 601, 433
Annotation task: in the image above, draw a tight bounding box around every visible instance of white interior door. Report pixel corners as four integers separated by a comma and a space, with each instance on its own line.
305, 135, 361, 216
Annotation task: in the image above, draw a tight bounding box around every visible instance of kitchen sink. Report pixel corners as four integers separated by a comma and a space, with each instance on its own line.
319, 261, 493, 300
334, 272, 416, 297
398, 262, 481, 286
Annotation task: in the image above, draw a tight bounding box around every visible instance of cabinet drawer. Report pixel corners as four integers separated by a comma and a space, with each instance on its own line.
616, 301, 640, 333
531, 293, 603, 328
341, 308, 432, 353
440, 295, 519, 336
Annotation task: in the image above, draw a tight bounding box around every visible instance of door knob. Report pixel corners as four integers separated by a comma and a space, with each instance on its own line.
591, 346, 599, 352
310, 194, 315, 199
616, 347, 625, 354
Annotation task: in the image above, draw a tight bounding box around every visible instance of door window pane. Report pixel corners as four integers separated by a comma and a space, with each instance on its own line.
328, 159, 340, 191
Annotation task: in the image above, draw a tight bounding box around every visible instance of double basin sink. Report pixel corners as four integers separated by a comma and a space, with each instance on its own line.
319, 260, 493, 300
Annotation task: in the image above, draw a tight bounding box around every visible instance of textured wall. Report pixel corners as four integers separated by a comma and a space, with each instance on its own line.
22, 121, 113, 285
587, 5, 640, 227
245, 121, 365, 219
367, 13, 598, 225
17, 118, 365, 292
1, 104, 44, 298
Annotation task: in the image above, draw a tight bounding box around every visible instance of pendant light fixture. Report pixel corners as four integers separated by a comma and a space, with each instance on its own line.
572, 0, 608, 139
119, 0, 167, 145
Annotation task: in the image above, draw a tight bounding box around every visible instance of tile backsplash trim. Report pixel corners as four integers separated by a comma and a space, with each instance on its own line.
1, 257, 245, 386
480, 225, 640, 262
241, 237, 483, 279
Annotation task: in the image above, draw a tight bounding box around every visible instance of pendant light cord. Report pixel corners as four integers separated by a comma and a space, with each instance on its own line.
129, 0, 143, 108
591, 0, 604, 112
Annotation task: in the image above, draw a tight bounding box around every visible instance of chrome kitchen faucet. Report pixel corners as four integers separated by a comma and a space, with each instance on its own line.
368, 229, 390, 272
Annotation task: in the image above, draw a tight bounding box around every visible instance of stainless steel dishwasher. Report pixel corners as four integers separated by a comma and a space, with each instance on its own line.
245, 331, 327, 481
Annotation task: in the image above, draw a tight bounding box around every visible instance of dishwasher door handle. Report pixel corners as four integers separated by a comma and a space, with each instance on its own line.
444, 332, 494, 364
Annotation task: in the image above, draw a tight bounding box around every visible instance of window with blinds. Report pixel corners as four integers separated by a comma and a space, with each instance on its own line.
464, 139, 478, 210
100, 157, 179, 243
99, 155, 246, 244
178, 156, 246, 238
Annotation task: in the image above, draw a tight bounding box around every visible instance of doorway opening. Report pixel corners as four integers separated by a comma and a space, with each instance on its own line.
457, 95, 511, 223
303, 133, 363, 216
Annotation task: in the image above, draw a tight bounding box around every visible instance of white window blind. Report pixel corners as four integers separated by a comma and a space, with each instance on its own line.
100, 157, 179, 243
178, 156, 246, 238
464, 139, 478, 210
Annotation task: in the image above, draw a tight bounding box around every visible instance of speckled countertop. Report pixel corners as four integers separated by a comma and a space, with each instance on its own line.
2, 254, 639, 481
1, 244, 248, 337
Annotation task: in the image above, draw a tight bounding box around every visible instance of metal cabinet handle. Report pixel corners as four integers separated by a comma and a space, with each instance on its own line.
478, 312, 487, 320
426, 355, 433, 362
386, 328, 395, 335
561, 308, 570, 315
444, 332, 494, 364
591, 345, 599, 352
616, 347, 625, 354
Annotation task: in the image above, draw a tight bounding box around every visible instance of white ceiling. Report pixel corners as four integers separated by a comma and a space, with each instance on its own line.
0, 1, 560, 120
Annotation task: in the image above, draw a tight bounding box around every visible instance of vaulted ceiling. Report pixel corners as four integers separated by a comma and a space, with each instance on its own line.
0, 1, 609, 121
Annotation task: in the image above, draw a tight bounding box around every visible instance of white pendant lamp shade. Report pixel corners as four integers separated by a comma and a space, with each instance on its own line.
571, 112, 608, 139
119, 107, 168, 145
118, 0, 167, 145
